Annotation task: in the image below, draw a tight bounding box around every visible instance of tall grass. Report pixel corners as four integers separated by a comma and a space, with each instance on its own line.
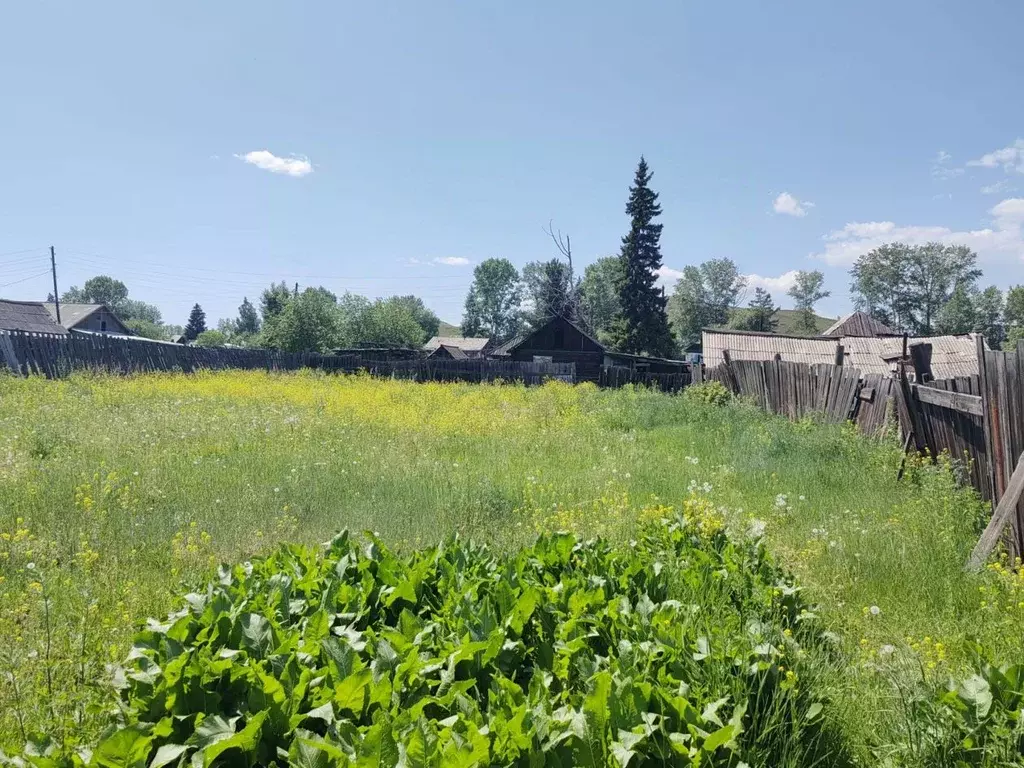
0, 370, 1020, 763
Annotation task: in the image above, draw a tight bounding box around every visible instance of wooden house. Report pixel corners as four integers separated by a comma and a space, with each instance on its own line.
506, 315, 690, 382
44, 303, 130, 334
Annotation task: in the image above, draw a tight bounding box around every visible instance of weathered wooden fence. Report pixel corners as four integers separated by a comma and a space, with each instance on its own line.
705, 336, 1024, 560
708, 355, 896, 436
599, 366, 692, 392
0, 331, 575, 386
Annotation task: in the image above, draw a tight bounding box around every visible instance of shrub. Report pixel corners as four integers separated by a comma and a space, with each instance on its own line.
682, 380, 733, 407
78, 520, 844, 766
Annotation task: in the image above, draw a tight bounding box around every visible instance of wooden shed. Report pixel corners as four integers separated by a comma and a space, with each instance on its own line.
506, 315, 605, 381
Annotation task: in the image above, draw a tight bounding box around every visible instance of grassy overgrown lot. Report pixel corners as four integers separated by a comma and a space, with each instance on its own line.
1, 371, 1023, 764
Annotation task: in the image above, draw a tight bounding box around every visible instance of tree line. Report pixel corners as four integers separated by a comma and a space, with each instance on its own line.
52, 158, 1024, 355
458, 157, 832, 354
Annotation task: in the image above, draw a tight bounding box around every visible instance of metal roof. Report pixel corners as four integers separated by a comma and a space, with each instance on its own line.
423, 335, 490, 352
0, 300, 69, 334
702, 329, 838, 368
822, 311, 897, 338
841, 334, 983, 379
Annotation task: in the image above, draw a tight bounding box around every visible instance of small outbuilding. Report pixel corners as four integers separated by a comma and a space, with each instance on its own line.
423, 336, 491, 358
427, 344, 469, 361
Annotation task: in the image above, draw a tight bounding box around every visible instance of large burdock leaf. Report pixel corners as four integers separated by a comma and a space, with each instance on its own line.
959, 674, 993, 720
91, 725, 153, 768
148, 744, 189, 768
189, 715, 239, 750
198, 710, 268, 767
335, 669, 373, 717
239, 613, 274, 659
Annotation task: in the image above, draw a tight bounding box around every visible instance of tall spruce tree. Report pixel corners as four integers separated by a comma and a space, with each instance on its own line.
184, 303, 207, 341
607, 157, 675, 357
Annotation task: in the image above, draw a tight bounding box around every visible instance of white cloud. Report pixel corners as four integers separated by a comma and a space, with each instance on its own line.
814, 197, 1024, 266
433, 256, 471, 266
655, 266, 684, 291
982, 179, 1016, 195
745, 270, 800, 294
237, 150, 313, 177
931, 149, 964, 179
773, 192, 814, 217
967, 139, 1024, 174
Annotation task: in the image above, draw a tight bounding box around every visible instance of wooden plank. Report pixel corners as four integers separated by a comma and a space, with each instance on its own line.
968, 451, 1024, 570
911, 384, 983, 416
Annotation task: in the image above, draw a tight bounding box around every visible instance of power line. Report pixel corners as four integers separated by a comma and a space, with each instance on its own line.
0, 269, 51, 289
63, 249, 474, 281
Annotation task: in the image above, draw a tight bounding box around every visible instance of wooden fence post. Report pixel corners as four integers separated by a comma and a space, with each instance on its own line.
967, 452, 1024, 571
721, 349, 740, 394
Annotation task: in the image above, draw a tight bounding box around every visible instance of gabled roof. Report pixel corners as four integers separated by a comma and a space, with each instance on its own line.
423, 335, 490, 352
822, 311, 897, 338
489, 335, 524, 357
438, 344, 468, 360
0, 300, 69, 334
506, 315, 605, 354
43, 302, 130, 332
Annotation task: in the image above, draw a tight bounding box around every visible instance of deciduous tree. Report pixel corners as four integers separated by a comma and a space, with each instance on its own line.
850, 242, 980, 334
461, 258, 522, 339
668, 259, 747, 346
788, 271, 829, 334
579, 256, 623, 342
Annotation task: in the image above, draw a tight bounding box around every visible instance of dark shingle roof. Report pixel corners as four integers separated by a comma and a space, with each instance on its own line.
0, 300, 69, 334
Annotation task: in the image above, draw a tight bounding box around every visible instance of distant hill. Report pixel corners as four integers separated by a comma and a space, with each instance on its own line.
722, 308, 834, 336
437, 321, 461, 336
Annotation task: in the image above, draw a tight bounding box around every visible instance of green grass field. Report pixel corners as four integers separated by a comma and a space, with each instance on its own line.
1, 371, 1022, 765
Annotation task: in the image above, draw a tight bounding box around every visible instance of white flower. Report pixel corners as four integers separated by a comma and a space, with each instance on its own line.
624, 473, 631, 479
879, 644, 895, 656
685, 456, 699, 465
869, 605, 881, 616
26, 562, 35, 570
774, 494, 789, 509
798, 495, 806, 501
748, 519, 767, 538
273, 487, 281, 493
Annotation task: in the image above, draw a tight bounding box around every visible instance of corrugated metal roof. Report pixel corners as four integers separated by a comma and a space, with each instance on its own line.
704, 328, 985, 380
702, 329, 838, 368
842, 334, 982, 379
0, 300, 68, 334
822, 311, 897, 338
423, 335, 490, 352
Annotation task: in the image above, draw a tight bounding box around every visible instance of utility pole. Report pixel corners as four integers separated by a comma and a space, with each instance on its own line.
50, 246, 61, 324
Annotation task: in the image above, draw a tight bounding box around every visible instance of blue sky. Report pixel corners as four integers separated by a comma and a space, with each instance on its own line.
3, 1, 1024, 327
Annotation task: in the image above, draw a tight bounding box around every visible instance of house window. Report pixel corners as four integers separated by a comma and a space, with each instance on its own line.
101, 320, 107, 332
533, 355, 553, 364
635, 363, 650, 373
